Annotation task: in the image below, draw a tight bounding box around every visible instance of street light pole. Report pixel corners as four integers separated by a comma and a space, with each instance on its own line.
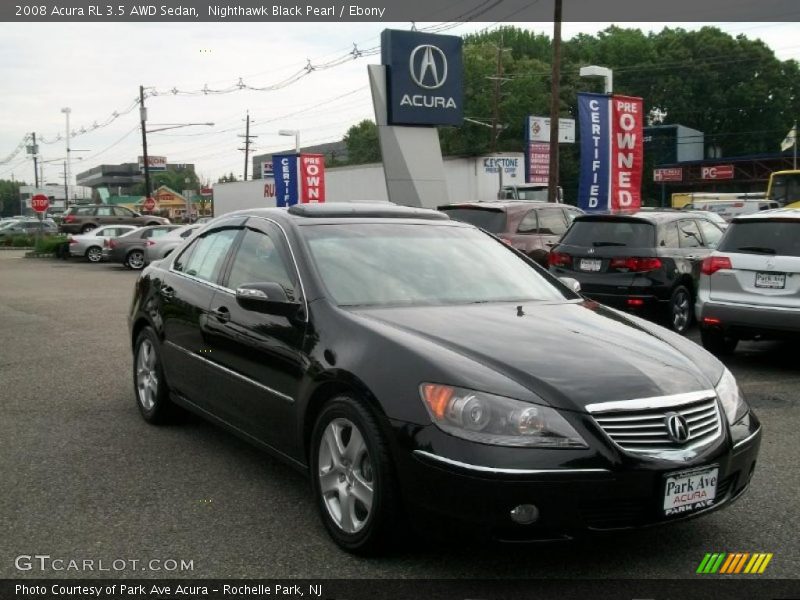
61, 108, 71, 208
279, 129, 301, 153
139, 85, 152, 201
546, 0, 563, 204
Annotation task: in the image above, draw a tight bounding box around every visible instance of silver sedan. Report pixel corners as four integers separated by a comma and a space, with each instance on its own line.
143, 224, 202, 264
68, 225, 139, 262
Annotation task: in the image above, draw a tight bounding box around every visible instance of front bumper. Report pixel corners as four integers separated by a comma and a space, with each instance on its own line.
698, 299, 800, 338
395, 414, 761, 541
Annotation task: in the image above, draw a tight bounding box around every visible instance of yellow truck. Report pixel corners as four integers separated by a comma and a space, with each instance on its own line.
766, 170, 800, 207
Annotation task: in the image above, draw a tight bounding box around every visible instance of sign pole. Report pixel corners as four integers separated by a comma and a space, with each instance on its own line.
139, 85, 152, 201
547, 0, 562, 204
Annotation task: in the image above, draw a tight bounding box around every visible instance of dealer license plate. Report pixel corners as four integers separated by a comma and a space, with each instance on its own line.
579, 258, 602, 272
755, 272, 785, 289
663, 466, 718, 516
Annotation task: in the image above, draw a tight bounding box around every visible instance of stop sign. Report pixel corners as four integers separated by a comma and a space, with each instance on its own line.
143, 197, 156, 212
31, 194, 50, 213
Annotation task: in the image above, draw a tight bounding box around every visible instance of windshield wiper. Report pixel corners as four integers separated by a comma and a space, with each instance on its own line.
592, 241, 627, 247
735, 246, 776, 254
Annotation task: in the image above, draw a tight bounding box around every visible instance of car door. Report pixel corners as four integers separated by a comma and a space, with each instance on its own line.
158, 226, 242, 406
95, 205, 115, 226
676, 219, 710, 281
203, 219, 306, 451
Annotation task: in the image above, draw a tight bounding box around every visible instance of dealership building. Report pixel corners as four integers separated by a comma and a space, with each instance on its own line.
75, 161, 197, 195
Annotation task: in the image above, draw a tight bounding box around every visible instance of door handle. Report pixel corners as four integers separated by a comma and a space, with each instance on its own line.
212, 306, 230, 323
159, 286, 175, 301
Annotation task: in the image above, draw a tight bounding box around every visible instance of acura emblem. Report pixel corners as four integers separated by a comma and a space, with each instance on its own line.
665, 412, 690, 443
588, 248, 595, 254
409, 44, 448, 89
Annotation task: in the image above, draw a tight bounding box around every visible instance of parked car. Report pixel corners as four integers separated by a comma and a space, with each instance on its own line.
104, 225, 181, 269
439, 201, 583, 266
0, 219, 58, 239
68, 225, 139, 262
144, 224, 202, 264
696, 208, 800, 354
128, 202, 760, 554
548, 210, 725, 333
684, 198, 781, 221
683, 209, 729, 229
60, 204, 170, 234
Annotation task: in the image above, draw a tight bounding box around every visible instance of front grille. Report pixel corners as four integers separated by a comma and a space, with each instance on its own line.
592, 395, 722, 453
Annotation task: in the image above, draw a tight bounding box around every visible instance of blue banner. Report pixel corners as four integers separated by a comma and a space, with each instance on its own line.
577, 93, 611, 211
273, 153, 298, 207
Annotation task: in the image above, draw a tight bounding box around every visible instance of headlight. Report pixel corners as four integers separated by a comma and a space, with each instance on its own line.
420, 384, 587, 448
715, 367, 748, 425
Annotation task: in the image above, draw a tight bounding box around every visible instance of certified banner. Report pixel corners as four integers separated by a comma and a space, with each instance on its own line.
577, 93, 643, 212
273, 154, 299, 207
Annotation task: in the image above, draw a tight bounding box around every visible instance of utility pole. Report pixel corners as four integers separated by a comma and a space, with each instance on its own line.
547, 0, 563, 204
488, 33, 511, 154
139, 85, 152, 199
63, 162, 68, 206
61, 107, 71, 209
29, 132, 40, 188
238, 110, 258, 181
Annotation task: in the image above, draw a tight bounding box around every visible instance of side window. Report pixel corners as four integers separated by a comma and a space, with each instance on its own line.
226, 228, 297, 299
697, 220, 723, 248
175, 229, 239, 282
113, 207, 133, 217
75, 207, 94, 216
517, 210, 538, 233
150, 228, 173, 239
96, 206, 113, 216
661, 222, 680, 247
564, 208, 582, 224
678, 220, 703, 249
537, 209, 568, 236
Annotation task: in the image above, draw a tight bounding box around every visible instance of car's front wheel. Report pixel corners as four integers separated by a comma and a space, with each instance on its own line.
133, 327, 184, 424
85, 246, 102, 263
126, 249, 145, 270
669, 285, 693, 334
310, 395, 400, 555
700, 328, 738, 356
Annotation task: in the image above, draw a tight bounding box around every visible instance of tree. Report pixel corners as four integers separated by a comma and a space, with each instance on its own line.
217, 172, 238, 183
0, 179, 25, 217
343, 120, 381, 165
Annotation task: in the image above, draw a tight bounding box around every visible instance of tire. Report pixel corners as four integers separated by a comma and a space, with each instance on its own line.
310, 395, 401, 555
133, 327, 185, 424
81, 224, 96, 234
126, 249, 145, 270
668, 285, 693, 334
701, 328, 738, 356
85, 246, 103, 263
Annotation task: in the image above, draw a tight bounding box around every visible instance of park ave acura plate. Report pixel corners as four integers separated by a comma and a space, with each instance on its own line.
663, 465, 718, 516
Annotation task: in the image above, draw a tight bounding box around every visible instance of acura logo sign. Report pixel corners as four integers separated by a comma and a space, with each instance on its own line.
409, 44, 448, 89
665, 412, 690, 443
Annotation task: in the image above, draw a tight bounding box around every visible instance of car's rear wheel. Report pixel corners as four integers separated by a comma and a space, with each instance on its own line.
85, 246, 102, 263
133, 327, 184, 424
81, 224, 96, 234
669, 285, 693, 334
700, 328, 738, 356
310, 395, 400, 555
126, 249, 145, 270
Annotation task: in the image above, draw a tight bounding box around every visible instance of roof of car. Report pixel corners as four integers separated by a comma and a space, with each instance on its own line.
732, 207, 800, 221
575, 209, 707, 223
439, 201, 571, 213
222, 202, 458, 224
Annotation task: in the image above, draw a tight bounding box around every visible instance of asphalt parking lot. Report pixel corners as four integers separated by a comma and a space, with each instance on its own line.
0, 250, 798, 579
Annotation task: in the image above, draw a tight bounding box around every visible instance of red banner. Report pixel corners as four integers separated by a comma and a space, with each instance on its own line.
299, 154, 326, 203
527, 142, 550, 184
610, 95, 643, 211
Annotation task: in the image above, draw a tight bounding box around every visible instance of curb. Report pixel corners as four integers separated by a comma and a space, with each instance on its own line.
24, 252, 56, 258
0, 246, 34, 251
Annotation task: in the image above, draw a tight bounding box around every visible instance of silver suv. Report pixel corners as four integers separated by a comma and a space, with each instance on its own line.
696, 208, 800, 354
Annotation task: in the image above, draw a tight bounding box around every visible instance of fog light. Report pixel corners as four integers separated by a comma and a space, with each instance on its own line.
510, 504, 539, 524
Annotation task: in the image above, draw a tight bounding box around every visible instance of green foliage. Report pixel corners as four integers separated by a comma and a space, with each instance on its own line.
5, 235, 34, 247
343, 120, 382, 164
217, 172, 238, 183
132, 168, 200, 195
34, 235, 68, 254
0, 179, 26, 218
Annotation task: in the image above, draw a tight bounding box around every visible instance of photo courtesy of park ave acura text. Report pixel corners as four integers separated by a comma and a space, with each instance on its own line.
0, 0, 798, 597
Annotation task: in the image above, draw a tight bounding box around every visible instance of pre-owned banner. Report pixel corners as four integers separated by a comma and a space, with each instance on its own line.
299, 154, 326, 203
577, 93, 643, 212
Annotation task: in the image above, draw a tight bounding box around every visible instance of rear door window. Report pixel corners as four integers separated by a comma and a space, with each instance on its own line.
96, 206, 113, 217
661, 222, 680, 247
537, 209, 568, 236
560, 219, 655, 248
517, 210, 538, 233
678, 220, 703, 248
697, 219, 724, 248
73, 207, 95, 216
718, 221, 800, 256
439, 208, 507, 233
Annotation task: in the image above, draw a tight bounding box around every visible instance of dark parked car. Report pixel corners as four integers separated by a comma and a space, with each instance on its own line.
60, 204, 170, 234
0, 218, 58, 239
548, 211, 725, 333
104, 225, 180, 269
128, 203, 760, 554
439, 201, 583, 266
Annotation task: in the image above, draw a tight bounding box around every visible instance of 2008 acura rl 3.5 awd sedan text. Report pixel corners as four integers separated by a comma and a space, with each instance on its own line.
128, 203, 761, 554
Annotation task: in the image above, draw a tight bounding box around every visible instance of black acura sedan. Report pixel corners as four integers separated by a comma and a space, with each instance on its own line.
128, 203, 761, 554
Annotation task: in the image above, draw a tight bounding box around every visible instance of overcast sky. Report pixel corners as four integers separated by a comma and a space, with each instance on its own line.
0, 21, 797, 186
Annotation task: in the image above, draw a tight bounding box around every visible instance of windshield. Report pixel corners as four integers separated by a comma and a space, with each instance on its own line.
303, 223, 568, 307
718, 221, 800, 256
438, 207, 507, 233
768, 173, 800, 206
560, 219, 655, 248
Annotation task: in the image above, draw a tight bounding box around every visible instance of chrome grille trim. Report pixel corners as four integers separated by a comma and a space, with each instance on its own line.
588, 392, 722, 454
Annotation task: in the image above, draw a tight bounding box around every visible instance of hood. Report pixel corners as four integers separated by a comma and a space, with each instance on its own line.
352, 300, 722, 412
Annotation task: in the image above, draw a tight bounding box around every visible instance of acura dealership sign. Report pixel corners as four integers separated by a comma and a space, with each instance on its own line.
381, 29, 463, 126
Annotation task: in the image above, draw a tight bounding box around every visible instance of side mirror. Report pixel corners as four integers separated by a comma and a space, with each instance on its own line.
235, 282, 300, 317
558, 277, 581, 294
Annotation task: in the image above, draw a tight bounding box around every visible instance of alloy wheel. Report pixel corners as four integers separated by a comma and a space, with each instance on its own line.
672, 289, 691, 332
128, 251, 145, 269
318, 418, 374, 534
136, 339, 158, 411
86, 247, 102, 262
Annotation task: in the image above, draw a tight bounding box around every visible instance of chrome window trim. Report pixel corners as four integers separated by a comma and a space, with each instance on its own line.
585, 389, 716, 413
413, 450, 610, 475
165, 340, 294, 403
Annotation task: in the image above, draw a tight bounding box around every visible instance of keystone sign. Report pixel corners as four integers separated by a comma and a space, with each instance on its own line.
381, 29, 463, 126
